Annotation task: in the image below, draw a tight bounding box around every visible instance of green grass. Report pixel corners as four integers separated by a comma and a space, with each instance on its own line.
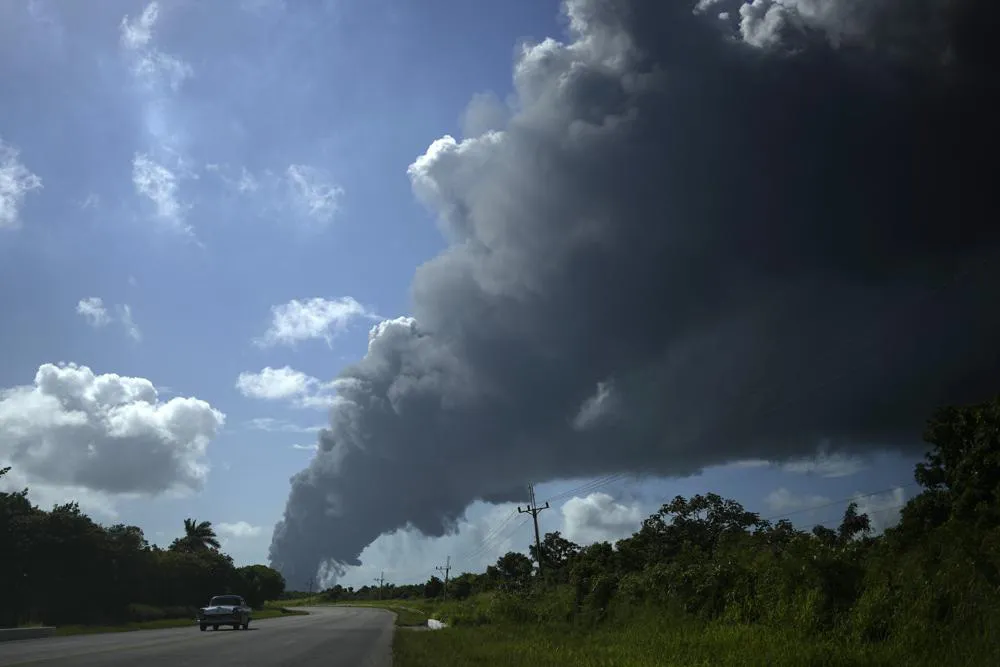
332, 596, 991, 667
51, 606, 308, 636
391, 616, 961, 667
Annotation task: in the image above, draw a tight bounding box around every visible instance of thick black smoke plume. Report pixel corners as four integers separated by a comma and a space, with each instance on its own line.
270, 0, 1000, 587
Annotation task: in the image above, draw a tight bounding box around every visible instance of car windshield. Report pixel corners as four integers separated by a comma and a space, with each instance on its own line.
209, 596, 241, 606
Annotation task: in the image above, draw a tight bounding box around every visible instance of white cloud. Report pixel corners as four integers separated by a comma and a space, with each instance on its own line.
292, 443, 319, 452
572, 381, 617, 430
285, 164, 343, 224
853, 487, 907, 533
120, 2, 192, 92
237, 367, 315, 400
132, 153, 188, 231
208, 163, 345, 229
118, 304, 142, 342
0, 137, 42, 230
561, 492, 643, 545
245, 417, 324, 433
76, 298, 141, 341
217, 521, 263, 539
337, 501, 529, 587
76, 297, 111, 327
764, 487, 831, 514
0, 465, 120, 519
257, 297, 377, 347
726, 458, 772, 469
236, 366, 342, 410
0, 363, 225, 505
119, 1, 157, 49
782, 451, 866, 478
723, 451, 866, 478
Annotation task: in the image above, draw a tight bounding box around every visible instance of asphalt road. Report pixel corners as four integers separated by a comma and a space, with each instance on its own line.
0, 607, 394, 667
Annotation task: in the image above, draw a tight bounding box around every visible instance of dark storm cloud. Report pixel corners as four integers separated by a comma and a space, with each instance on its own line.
270, 0, 1000, 586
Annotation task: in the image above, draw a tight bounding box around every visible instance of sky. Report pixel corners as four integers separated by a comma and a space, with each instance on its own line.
1, 0, 998, 590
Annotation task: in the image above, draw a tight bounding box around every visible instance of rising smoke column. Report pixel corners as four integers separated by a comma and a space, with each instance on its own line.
269, 0, 1000, 587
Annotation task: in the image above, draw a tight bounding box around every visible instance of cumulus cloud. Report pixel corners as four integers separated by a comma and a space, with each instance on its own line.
0, 465, 121, 519
256, 297, 377, 347
561, 492, 643, 544
76, 297, 110, 327
0, 363, 225, 500
0, 137, 42, 230
218, 521, 264, 539
236, 366, 341, 409
270, 0, 1000, 587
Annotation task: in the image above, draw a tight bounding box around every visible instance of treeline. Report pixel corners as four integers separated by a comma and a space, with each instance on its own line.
320, 396, 1000, 652
0, 486, 285, 627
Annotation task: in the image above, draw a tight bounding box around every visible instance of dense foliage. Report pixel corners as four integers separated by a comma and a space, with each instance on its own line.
0, 490, 285, 627
325, 396, 1000, 655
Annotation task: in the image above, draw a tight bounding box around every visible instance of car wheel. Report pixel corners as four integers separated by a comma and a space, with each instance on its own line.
243, 623, 250, 630
199, 625, 206, 632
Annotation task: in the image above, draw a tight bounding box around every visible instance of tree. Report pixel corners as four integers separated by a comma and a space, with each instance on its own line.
617, 493, 765, 571
488, 552, 534, 591
171, 518, 221, 552
837, 502, 872, 544
239, 565, 286, 608
913, 396, 1000, 528
529, 531, 581, 580
449, 573, 474, 600
424, 575, 444, 599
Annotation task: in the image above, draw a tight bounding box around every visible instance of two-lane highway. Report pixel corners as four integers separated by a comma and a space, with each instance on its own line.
0, 607, 393, 667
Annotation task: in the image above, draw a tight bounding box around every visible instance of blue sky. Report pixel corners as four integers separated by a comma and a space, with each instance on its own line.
0, 0, 924, 589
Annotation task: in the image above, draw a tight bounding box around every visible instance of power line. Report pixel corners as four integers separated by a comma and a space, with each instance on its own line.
543, 473, 631, 506
373, 571, 385, 600
761, 482, 920, 524
456, 508, 521, 565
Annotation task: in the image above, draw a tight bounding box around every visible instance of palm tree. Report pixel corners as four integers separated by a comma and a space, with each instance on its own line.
175, 518, 220, 552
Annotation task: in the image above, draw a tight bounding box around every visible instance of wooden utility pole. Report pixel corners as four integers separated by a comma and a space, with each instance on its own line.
518, 483, 549, 573
435, 556, 452, 600
374, 571, 385, 600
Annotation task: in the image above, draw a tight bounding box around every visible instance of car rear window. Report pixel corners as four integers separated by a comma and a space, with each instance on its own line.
209, 596, 242, 606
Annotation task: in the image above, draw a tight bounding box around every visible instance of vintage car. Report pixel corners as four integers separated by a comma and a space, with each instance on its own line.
197, 595, 252, 631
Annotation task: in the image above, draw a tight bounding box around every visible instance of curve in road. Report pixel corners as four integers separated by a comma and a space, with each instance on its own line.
0, 607, 393, 667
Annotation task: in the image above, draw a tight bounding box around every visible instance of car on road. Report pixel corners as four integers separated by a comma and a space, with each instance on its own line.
198, 595, 252, 631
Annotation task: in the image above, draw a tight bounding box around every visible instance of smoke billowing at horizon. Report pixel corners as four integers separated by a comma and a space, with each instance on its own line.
269, 0, 1000, 588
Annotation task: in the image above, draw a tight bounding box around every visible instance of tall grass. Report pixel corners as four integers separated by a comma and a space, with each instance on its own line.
376, 590, 998, 666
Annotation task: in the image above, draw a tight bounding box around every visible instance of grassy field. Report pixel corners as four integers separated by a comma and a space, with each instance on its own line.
50, 606, 308, 636
332, 597, 983, 667
275, 595, 328, 607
